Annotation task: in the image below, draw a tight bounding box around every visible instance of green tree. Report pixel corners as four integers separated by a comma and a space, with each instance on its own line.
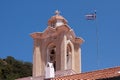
0, 56, 32, 80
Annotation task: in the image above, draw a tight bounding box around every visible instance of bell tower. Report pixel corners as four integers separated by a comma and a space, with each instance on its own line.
31, 10, 83, 77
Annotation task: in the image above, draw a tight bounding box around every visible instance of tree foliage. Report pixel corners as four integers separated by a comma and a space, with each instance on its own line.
0, 56, 32, 80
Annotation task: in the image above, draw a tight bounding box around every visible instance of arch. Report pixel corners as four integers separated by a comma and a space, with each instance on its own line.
47, 43, 56, 71
66, 40, 74, 69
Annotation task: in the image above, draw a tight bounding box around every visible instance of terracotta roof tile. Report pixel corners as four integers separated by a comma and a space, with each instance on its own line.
55, 69, 76, 77
16, 66, 120, 80
51, 66, 120, 80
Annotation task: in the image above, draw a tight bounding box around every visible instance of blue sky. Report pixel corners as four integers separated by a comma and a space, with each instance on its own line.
0, 0, 120, 72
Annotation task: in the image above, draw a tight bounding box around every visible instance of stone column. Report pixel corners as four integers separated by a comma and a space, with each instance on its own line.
74, 43, 81, 73
33, 39, 42, 77
61, 34, 67, 70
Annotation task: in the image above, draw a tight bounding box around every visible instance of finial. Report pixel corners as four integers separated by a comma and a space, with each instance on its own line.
55, 10, 60, 15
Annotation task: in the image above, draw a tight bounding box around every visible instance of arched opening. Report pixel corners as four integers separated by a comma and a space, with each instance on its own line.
66, 44, 72, 69
49, 48, 56, 71
47, 44, 56, 71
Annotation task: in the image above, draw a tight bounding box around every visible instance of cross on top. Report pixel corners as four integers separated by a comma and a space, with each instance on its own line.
55, 10, 60, 15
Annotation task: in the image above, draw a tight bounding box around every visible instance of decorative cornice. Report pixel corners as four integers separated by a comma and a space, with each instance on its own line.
30, 25, 74, 39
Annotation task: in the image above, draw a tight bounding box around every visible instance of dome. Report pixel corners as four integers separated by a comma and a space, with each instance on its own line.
48, 10, 68, 27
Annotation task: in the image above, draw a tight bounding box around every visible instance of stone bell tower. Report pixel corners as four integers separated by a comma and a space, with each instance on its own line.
31, 10, 83, 77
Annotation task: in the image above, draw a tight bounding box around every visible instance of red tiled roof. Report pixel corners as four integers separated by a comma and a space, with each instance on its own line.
55, 69, 76, 77
16, 66, 120, 80
51, 66, 120, 80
